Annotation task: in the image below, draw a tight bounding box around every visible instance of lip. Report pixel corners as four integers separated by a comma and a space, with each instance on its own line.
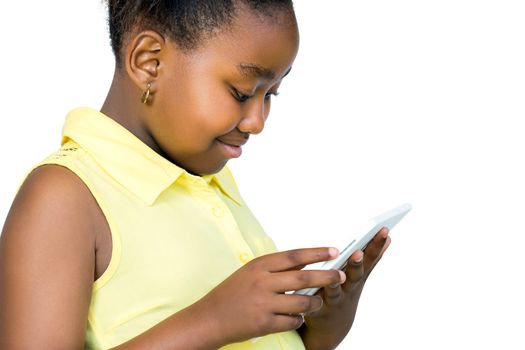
217, 139, 243, 158
217, 135, 248, 147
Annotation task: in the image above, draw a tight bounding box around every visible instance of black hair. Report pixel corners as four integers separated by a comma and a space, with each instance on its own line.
105, 0, 295, 68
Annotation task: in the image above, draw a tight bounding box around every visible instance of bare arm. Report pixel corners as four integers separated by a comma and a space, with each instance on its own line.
0, 165, 96, 349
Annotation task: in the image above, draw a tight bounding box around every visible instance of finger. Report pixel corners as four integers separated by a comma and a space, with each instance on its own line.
382, 236, 391, 255
269, 269, 344, 293
364, 227, 389, 259
254, 247, 339, 272
364, 236, 391, 274
342, 251, 365, 292
281, 264, 307, 272
362, 228, 388, 262
272, 294, 324, 315
321, 281, 345, 306
269, 314, 305, 333
363, 227, 390, 269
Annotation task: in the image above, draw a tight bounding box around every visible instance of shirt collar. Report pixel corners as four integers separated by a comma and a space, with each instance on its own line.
61, 107, 242, 206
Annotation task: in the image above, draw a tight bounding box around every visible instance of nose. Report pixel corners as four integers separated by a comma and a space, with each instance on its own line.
237, 100, 268, 135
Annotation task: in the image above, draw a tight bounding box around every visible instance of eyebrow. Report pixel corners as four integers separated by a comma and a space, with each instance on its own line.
237, 63, 292, 80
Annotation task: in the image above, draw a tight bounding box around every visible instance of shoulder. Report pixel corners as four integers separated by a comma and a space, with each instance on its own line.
1, 162, 99, 267
1, 163, 101, 260
11, 164, 99, 229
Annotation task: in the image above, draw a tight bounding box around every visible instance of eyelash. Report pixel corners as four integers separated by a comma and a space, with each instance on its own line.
232, 88, 279, 103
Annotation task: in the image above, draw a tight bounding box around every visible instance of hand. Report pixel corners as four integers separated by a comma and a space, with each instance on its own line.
299, 228, 391, 350
190, 247, 346, 347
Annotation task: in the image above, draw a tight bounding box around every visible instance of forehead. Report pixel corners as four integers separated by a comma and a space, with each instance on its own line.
226, 4, 299, 50
185, 5, 300, 79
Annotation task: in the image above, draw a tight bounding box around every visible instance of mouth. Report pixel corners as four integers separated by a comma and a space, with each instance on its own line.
216, 139, 244, 159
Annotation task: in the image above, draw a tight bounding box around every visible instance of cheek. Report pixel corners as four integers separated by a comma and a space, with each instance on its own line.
207, 98, 242, 132
157, 76, 241, 146
178, 78, 241, 135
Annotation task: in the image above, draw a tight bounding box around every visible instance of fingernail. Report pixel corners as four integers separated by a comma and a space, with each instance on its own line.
328, 247, 339, 257
339, 270, 346, 284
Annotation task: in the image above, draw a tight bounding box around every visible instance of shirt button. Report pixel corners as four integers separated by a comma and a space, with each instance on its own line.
212, 207, 224, 218
239, 253, 251, 264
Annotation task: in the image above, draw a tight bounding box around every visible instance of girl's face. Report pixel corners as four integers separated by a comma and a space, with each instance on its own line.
144, 7, 299, 175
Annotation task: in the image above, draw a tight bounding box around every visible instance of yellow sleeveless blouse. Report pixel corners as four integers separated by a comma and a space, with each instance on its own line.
38, 108, 305, 349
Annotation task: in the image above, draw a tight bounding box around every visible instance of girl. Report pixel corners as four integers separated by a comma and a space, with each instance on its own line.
0, 1, 391, 349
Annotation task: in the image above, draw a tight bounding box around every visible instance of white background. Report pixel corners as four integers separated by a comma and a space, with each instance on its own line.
1, 1, 524, 349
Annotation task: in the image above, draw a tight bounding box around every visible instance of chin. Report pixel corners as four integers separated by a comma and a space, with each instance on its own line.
192, 160, 228, 176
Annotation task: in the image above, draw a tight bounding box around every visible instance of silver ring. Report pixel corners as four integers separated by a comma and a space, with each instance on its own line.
299, 313, 305, 323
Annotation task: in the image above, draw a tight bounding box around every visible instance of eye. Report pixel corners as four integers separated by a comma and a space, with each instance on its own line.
232, 88, 252, 102
265, 91, 280, 100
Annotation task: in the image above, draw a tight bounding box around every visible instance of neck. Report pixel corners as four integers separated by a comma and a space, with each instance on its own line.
100, 70, 160, 153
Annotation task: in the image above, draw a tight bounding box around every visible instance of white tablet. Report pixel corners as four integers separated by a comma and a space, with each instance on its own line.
294, 203, 412, 296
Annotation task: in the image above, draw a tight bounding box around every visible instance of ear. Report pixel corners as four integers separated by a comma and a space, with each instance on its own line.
124, 30, 165, 94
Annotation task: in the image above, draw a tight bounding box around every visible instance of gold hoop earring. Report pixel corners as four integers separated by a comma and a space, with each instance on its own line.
141, 83, 152, 104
